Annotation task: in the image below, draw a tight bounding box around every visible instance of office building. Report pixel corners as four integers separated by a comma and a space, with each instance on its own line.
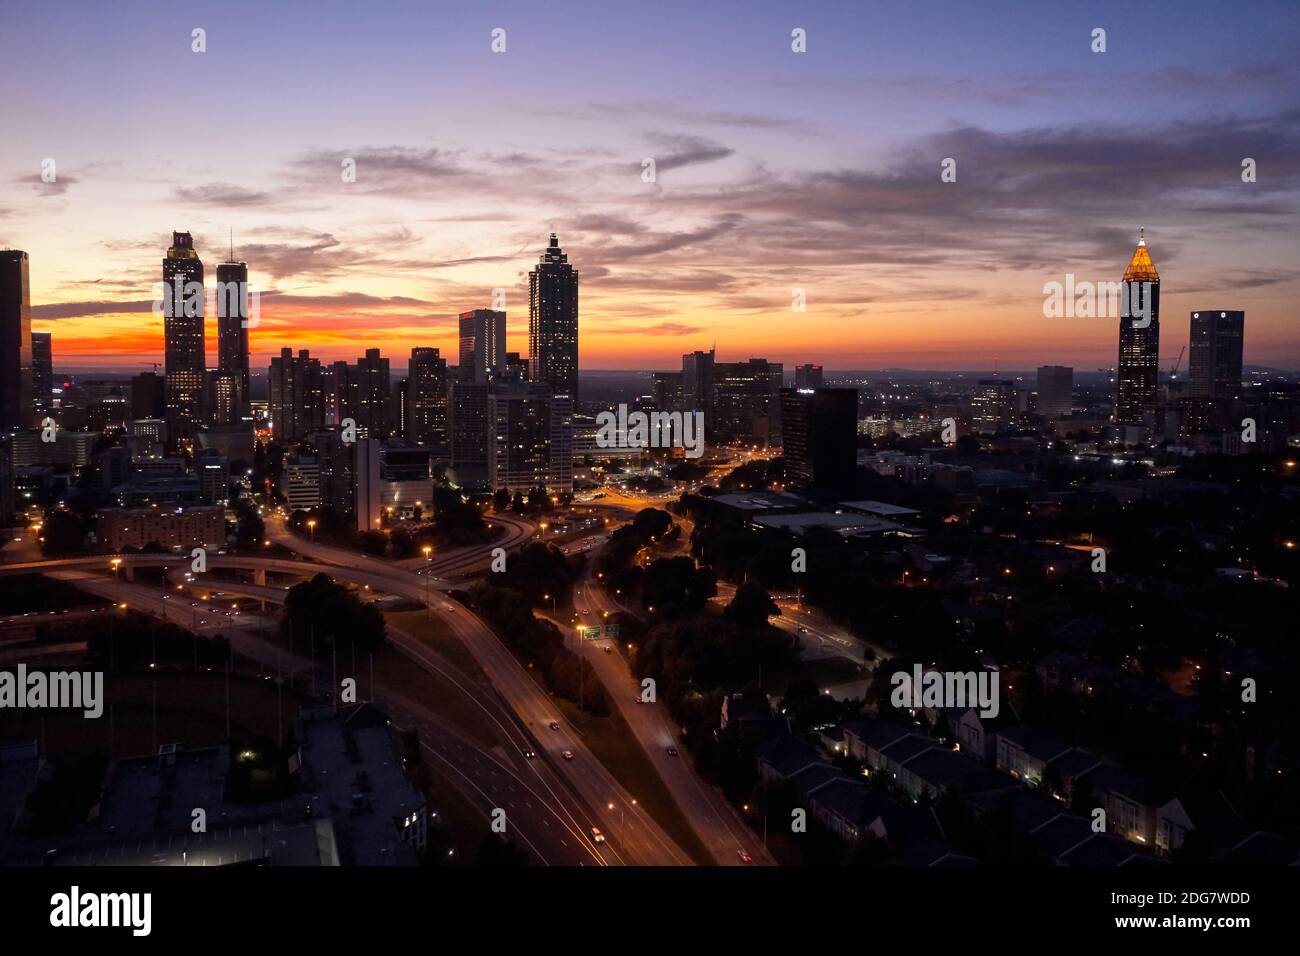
681, 348, 715, 414
972, 380, 1018, 433
162, 232, 206, 429
196, 449, 231, 506
1189, 310, 1244, 402
449, 380, 489, 485
528, 234, 579, 398
354, 349, 391, 438
282, 455, 321, 512
215, 257, 251, 422
30, 331, 52, 419
354, 437, 382, 532
0, 250, 33, 431
487, 383, 572, 494
780, 387, 857, 499
130, 371, 166, 420
794, 363, 824, 390
1036, 365, 1074, 418
1115, 230, 1161, 428
458, 309, 506, 383
712, 358, 783, 443
407, 347, 448, 446
269, 348, 327, 441
96, 505, 226, 551
652, 371, 684, 411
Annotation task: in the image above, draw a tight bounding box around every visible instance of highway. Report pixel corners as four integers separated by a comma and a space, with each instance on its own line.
569, 569, 775, 866
263, 516, 694, 865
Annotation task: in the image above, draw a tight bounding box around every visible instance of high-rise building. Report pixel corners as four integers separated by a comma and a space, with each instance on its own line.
408, 347, 448, 446
30, 330, 52, 420
1189, 310, 1244, 402
130, 371, 166, 420
215, 258, 251, 422
0, 439, 14, 526
162, 231, 206, 429
354, 349, 391, 438
0, 250, 33, 431
207, 370, 241, 427
458, 309, 506, 383
354, 437, 382, 532
269, 348, 327, 441
972, 379, 1017, 433
487, 383, 572, 494
314, 430, 355, 519
450, 381, 490, 485
712, 358, 783, 443
1115, 231, 1160, 428
196, 448, 231, 506
794, 363, 824, 390
1036, 365, 1074, 418
681, 349, 715, 414
780, 387, 857, 499
652, 371, 684, 411
528, 234, 579, 398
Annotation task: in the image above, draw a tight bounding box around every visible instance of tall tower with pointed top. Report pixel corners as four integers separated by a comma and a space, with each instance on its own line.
528, 233, 579, 399
1115, 229, 1160, 429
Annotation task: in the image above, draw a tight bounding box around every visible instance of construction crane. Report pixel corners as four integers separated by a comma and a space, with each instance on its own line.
1167, 346, 1185, 380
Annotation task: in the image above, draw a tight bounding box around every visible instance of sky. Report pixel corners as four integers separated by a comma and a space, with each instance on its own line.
1, 0, 1297, 373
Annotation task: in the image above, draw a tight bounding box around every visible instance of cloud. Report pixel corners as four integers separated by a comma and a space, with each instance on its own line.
174, 182, 274, 206
18, 172, 77, 196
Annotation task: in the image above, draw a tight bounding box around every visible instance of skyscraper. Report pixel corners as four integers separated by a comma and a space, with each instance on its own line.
30, 330, 52, 420
1115, 231, 1160, 428
1189, 310, 1244, 401
269, 348, 326, 441
450, 380, 489, 485
215, 257, 251, 422
130, 371, 166, 420
458, 309, 506, 383
681, 348, 715, 414
528, 234, 579, 398
354, 349, 392, 438
162, 232, 206, 429
780, 387, 857, 499
712, 358, 783, 443
0, 250, 33, 431
487, 383, 572, 494
794, 363, 824, 390
1036, 365, 1073, 418
408, 347, 449, 446
971, 379, 1018, 433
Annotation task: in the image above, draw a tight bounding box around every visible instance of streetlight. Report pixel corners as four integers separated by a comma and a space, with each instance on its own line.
306, 519, 317, 541
423, 546, 433, 617
110, 557, 122, 578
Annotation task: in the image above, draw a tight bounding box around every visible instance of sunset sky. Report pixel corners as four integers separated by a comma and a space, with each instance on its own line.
1, 0, 1297, 372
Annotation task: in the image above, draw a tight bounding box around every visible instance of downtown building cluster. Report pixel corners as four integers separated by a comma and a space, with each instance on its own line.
0, 233, 582, 542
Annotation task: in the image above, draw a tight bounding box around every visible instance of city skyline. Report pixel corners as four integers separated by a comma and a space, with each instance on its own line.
1, 0, 1298, 371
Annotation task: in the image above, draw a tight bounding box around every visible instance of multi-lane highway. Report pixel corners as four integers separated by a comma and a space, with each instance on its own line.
569, 569, 774, 866
262, 516, 694, 865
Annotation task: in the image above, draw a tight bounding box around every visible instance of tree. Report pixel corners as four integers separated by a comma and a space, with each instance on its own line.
641, 556, 716, 617
725, 582, 780, 628
493, 487, 511, 512
281, 573, 386, 654
389, 526, 417, 559
41, 509, 85, 555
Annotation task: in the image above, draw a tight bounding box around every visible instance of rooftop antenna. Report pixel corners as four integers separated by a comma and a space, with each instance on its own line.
229, 228, 234, 263
1138, 225, 1145, 246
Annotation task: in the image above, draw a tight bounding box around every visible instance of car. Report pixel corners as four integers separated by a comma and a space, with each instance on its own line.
190, 601, 199, 607
160, 595, 169, 601
548, 721, 560, 731
522, 749, 536, 759
799, 626, 809, 633
579, 608, 588, 615
561, 750, 574, 761
591, 827, 606, 843
602, 644, 612, 653
666, 747, 678, 757
737, 850, 753, 864
198, 619, 208, 626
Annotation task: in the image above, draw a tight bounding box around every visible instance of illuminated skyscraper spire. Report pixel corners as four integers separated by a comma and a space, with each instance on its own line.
1115, 228, 1161, 431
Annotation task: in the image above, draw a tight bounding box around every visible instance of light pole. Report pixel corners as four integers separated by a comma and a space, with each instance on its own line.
110, 557, 121, 579
423, 546, 432, 618
306, 518, 317, 541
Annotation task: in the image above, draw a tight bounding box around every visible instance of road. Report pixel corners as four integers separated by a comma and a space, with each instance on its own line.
264, 516, 694, 866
